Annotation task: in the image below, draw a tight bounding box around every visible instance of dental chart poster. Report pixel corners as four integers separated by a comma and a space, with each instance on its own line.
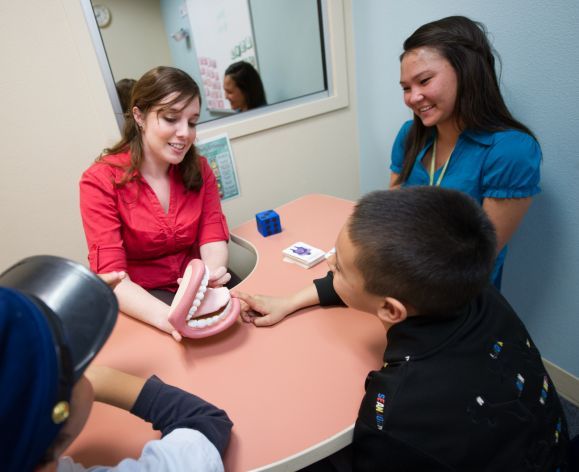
196, 133, 240, 201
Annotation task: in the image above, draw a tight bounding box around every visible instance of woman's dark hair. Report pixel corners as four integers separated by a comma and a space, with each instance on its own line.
100, 66, 203, 191
115, 78, 136, 113
225, 61, 267, 110
349, 187, 497, 315
396, 16, 536, 185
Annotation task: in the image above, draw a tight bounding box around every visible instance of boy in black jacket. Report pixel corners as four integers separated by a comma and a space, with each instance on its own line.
234, 187, 570, 471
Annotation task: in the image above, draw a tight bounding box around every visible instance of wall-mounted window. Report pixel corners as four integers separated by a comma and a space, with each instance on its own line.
81, 0, 348, 139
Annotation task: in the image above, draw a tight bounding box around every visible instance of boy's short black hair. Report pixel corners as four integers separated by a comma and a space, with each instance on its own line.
348, 187, 497, 314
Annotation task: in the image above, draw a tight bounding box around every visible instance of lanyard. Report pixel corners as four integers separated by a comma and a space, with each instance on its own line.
429, 137, 453, 187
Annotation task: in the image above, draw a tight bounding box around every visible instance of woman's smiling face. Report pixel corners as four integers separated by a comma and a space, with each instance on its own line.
400, 47, 458, 129
223, 75, 247, 112
133, 93, 200, 168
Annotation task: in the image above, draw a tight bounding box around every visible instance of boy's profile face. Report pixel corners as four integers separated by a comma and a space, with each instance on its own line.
328, 222, 385, 316
36, 376, 94, 471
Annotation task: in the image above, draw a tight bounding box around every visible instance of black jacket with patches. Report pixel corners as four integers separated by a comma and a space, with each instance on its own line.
314, 272, 570, 471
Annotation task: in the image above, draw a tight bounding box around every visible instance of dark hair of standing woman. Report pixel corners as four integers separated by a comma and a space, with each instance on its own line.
397, 16, 536, 185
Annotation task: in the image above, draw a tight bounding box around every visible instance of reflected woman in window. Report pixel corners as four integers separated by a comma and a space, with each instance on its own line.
223, 61, 267, 112
80, 66, 231, 341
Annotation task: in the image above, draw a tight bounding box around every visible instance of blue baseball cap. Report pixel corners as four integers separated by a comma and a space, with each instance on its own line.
0, 256, 118, 471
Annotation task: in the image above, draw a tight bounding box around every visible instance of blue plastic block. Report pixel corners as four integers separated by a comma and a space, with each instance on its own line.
255, 210, 281, 237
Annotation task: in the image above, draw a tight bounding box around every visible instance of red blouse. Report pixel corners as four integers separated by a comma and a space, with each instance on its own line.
79, 152, 229, 291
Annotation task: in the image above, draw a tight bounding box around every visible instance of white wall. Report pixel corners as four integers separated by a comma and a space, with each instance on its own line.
0, 0, 359, 274
99, 0, 173, 82
250, 0, 325, 103
0, 0, 119, 268
352, 1, 579, 379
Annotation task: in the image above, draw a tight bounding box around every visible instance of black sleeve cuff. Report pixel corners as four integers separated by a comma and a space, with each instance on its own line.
313, 271, 345, 307
131, 375, 233, 456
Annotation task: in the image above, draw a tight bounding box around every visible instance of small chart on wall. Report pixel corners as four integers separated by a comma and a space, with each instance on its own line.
186, 0, 257, 113
196, 134, 240, 201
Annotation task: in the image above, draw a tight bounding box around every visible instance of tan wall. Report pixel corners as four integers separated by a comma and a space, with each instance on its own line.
0, 0, 359, 271
99, 0, 173, 81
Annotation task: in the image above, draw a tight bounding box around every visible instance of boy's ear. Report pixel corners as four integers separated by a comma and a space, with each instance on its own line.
377, 297, 408, 325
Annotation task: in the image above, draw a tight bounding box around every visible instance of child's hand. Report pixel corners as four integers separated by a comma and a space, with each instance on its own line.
85, 365, 113, 401
160, 320, 182, 342
208, 266, 232, 288
232, 291, 295, 327
85, 365, 146, 410
156, 315, 182, 342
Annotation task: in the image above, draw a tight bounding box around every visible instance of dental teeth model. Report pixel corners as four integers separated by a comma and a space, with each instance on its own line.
168, 259, 240, 338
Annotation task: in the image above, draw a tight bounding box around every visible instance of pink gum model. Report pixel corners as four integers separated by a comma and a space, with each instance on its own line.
168, 259, 240, 338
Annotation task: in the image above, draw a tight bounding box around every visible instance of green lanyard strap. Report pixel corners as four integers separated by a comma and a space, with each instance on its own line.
429, 137, 453, 187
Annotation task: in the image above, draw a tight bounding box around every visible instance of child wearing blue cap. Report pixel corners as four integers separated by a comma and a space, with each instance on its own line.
234, 187, 571, 471
0, 256, 232, 471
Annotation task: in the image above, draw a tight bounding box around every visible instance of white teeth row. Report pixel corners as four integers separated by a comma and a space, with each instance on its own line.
187, 310, 227, 328
419, 105, 433, 112
186, 265, 210, 320
169, 143, 185, 150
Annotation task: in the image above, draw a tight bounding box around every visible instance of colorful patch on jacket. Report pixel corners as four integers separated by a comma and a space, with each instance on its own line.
515, 373, 525, 396
539, 375, 549, 405
375, 393, 385, 430
489, 340, 503, 359
554, 418, 562, 443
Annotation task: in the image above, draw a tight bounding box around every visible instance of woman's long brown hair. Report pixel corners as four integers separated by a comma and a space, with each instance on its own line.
98, 66, 203, 191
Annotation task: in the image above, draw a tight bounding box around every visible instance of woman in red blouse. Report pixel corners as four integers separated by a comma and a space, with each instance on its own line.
80, 67, 231, 341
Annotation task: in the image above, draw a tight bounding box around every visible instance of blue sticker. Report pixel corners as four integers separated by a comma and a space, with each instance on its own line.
489, 341, 503, 359
515, 373, 525, 396
555, 418, 562, 443
539, 376, 549, 405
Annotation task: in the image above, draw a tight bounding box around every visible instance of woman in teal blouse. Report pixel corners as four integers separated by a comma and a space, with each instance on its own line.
391, 16, 541, 288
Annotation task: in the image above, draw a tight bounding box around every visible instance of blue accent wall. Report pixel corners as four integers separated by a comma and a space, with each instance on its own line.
352, 0, 579, 376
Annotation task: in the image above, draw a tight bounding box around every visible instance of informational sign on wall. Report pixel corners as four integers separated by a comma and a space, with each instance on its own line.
196, 134, 240, 201
186, 0, 257, 112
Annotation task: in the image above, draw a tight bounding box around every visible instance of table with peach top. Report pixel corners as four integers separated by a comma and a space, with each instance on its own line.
66, 194, 386, 471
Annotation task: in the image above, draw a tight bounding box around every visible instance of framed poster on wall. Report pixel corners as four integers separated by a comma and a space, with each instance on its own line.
196, 134, 240, 201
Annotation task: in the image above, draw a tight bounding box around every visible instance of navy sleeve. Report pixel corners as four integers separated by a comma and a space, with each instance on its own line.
313, 271, 345, 307
130, 375, 233, 457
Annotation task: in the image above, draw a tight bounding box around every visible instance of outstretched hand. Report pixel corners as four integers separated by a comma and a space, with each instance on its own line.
208, 266, 231, 288
231, 291, 295, 327
168, 327, 183, 342
102, 271, 182, 342
159, 317, 182, 342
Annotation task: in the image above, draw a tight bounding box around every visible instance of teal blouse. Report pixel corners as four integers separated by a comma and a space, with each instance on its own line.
390, 120, 542, 287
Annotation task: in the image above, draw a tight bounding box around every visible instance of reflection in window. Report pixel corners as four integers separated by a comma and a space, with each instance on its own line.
91, 0, 326, 124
